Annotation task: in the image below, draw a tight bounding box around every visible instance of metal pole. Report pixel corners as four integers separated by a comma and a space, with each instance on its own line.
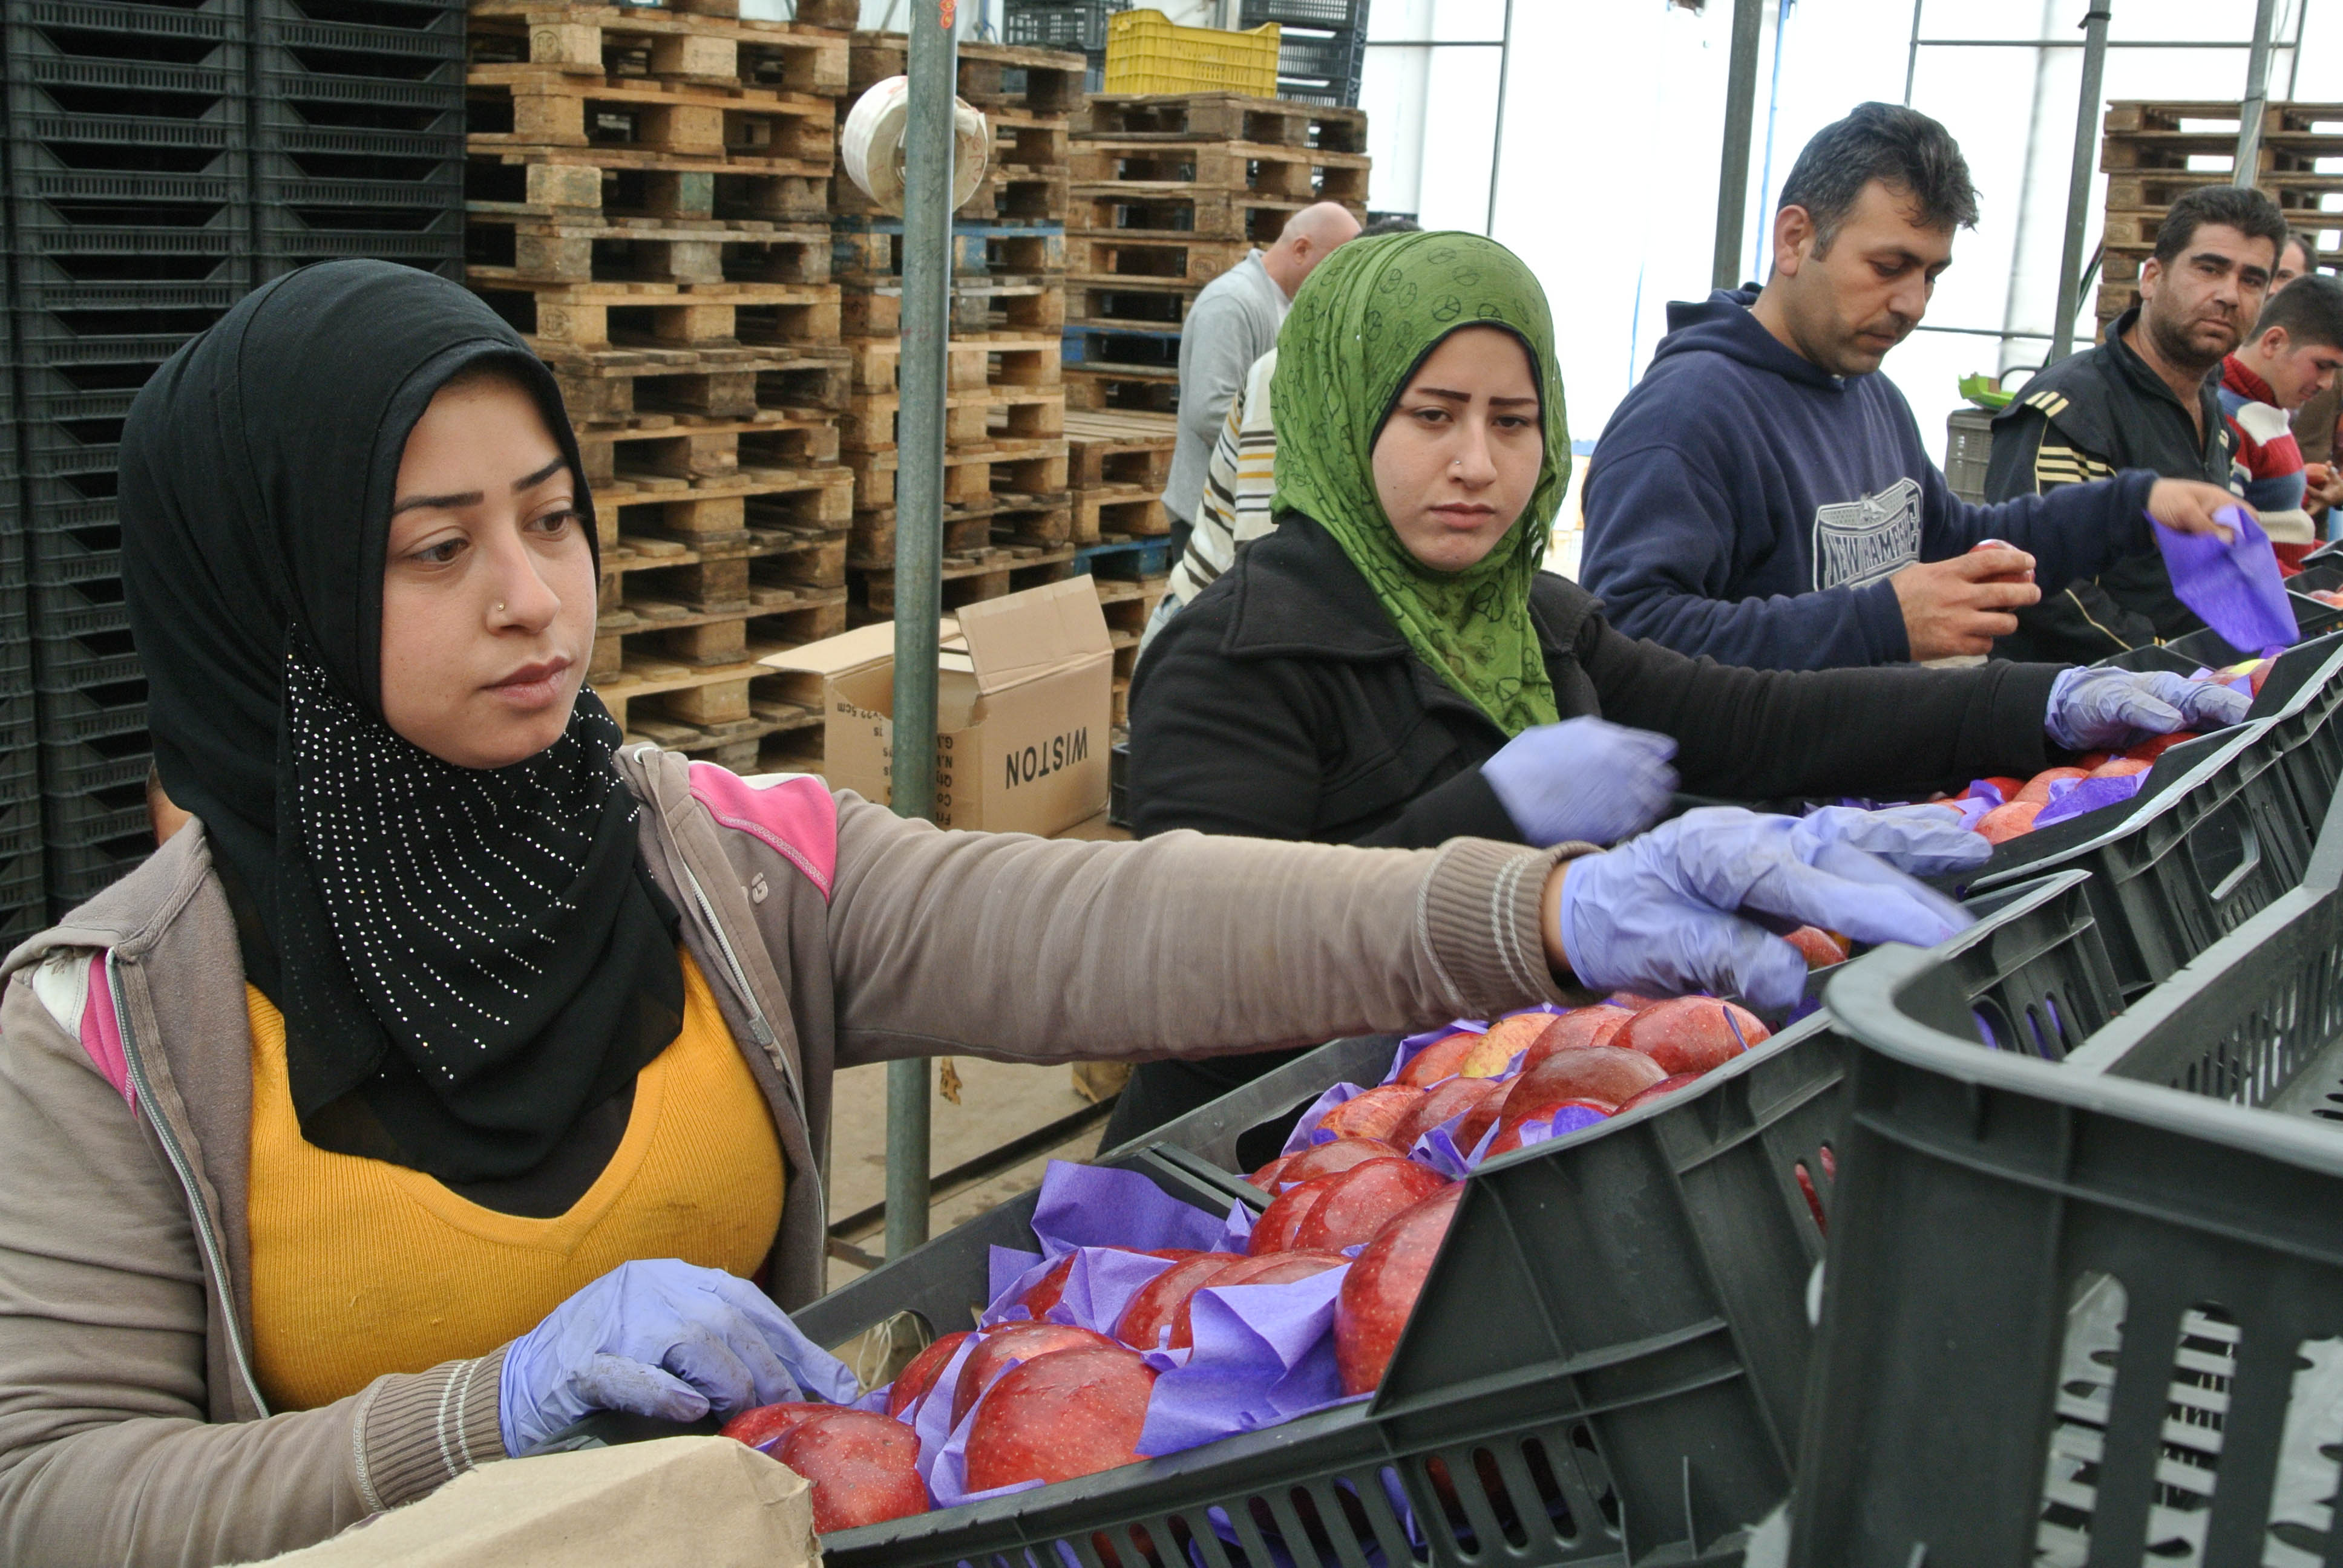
1903, 0, 1923, 106
2048, 3, 2111, 364
1712, 0, 1764, 291
886, 0, 955, 1262
2285, 0, 2306, 103
1484, 0, 1513, 238
2233, 0, 2279, 190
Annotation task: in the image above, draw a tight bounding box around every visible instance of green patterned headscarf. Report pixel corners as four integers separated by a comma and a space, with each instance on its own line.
1271, 231, 1568, 736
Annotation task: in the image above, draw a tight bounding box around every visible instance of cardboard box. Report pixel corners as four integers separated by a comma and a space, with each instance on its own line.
761, 578, 1111, 835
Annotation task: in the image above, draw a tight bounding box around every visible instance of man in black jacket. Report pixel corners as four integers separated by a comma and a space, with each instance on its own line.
1988, 185, 2289, 661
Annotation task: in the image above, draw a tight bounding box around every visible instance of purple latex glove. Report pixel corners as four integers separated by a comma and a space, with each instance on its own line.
1481, 716, 1678, 848
498, 1259, 858, 1456
2044, 667, 2249, 752
1554, 806, 1979, 1011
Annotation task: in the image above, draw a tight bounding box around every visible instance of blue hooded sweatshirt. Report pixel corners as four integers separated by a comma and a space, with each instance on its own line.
1579, 288, 2160, 670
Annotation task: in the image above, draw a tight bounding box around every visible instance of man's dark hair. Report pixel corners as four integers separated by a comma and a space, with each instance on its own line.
2255, 272, 2343, 350
2286, 229, 2322, 275
1774, 102, 1979, 252
2151, 185, 2289, 269
1359, 215, 1421, 237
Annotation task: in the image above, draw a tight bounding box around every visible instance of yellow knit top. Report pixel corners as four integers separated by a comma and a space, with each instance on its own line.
246, 952, 786, 1413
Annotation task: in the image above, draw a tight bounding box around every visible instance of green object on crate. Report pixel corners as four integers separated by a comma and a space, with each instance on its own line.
1104, 9, 1280, 97
1959, 371, 2014, 409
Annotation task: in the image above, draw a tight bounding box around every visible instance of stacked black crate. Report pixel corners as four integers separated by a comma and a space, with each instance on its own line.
0, 248, 45, 944
255, 0, 463, 283
1002, 0, 1127, 94
1239, 0, 1366, 107
4, 0, 254, 916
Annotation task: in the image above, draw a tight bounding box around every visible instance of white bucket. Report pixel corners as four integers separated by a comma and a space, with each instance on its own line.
840, 74, 990, 215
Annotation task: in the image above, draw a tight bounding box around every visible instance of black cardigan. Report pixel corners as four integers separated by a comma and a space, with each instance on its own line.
1126, 513, 2063, 848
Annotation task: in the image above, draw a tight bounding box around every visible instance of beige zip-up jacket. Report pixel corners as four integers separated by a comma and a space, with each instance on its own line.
0, 745, 1581, 1567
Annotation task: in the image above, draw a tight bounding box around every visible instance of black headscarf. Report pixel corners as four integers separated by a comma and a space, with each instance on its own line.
120, 261, 684, 1184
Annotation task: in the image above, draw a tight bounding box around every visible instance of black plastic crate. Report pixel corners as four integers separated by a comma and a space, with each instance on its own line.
1003, 0, 1130, 53
0, 747, 44, 809
36, 676, 148, 743
1951, 690, 2328, 999
0, 695, 44, 751
36, 727, 150, 794
3, 9, 245, 73
0, 799, 50, 863
258, 56, 459, 102
29, 521, 123, 589
257, 8, 462, 61
762, 878, 2097, 1568
2, 51, 244, 120
1241, 0, 1368, 24
28, 574, 131, 640
43, 823, 150, 905
1270, 28, 1365, 83
42, 776, 148, 845
1795, 793, 2343, 1568
257, 0, 467, 31
255, 86, 462, 148
33, 622, 142, 689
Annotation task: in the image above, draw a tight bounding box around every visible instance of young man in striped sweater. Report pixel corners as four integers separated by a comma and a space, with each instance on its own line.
2217, 272, 2343, 567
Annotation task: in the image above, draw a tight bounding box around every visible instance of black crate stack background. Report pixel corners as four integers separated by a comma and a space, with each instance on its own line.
1240, 0, 1366, 107
1, 0, 463, 920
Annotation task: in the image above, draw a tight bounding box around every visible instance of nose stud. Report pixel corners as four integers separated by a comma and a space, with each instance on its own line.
494, 602, 506, 613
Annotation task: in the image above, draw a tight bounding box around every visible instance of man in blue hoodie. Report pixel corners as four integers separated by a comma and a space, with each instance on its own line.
1579, 103, 2243, 671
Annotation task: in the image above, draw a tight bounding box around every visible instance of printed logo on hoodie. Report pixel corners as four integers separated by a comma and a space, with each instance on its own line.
1810, 478, 1923, 590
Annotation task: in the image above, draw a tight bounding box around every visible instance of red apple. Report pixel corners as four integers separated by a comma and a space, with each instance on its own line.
2089, 757, 2150, 779
951, 1322, 1119, 1427
1485, 1097, 1610, 1157
1518, 1005, 1630, 1070
1168, 1250, 1348, 1349
720, 1400, 838, 1454
1311, 1084, 1424, 1143
1962, 776, 2025, 802
1978, 800, 2043, 843
2073, 753, 2111, 771
1245, 1154, 1294, 1191
775, 1409, 929, 1532
1334, 1185, 1464, 1395
1291, 1158, 1452, 1252
1614, 1072, 1703, 1115
1455, 1013, 1559, 1077
1264, 1137, 1403, 1192
886, 1331, 972, 1420
1605, 991, 1668, 1011
1387, 1077, 1503, 1151
1113, 1252, 1243, 1350
2013, 766, 2089, 806
1784, 927, 1851, 969
963, 1347, 1156, 1491
1019, 1256, 1078, 1318
1395, 1031, 1480, 1088
1248, 1171, 1345, 1255
1617, 996, 1768, 1075
1498, 1044, 1666, 1119
2126, 731, 2200, 763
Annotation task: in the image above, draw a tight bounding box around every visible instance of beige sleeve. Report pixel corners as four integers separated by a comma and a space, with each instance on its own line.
0, 975, 505, 1567
824, 795, 1580, 1068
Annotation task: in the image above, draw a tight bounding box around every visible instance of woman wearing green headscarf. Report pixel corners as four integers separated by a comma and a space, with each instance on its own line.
1107, 230, 2138, 1137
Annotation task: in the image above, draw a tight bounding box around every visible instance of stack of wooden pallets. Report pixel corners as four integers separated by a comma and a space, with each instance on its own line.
2096, 100, 2342, 336
828, 35, 1089, 627
1061, 92, 1367, 414
1063, 410, 1179, 727
464, 0, 855, 773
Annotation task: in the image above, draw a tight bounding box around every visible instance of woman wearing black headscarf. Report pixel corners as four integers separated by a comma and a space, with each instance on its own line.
0, 263, 1973, 1564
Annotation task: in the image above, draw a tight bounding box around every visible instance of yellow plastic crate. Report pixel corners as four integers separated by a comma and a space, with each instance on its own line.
1104, 10, 1280, 99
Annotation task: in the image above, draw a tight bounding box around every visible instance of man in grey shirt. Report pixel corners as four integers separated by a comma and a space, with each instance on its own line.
1164, 201, 1360, 563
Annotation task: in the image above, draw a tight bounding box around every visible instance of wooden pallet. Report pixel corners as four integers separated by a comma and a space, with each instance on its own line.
2103, 171, 2343, 211
466, 212, 830, 287
1067, 232, 1254, 288
1066, 279, 1204, 334
551, 346, 850, 428
577, 414, 842, 498
1092, 569, 1171, 641
850, 503, 1000, 570
465, 4, 849, 96
1064, 365, 1179, 414
1064, 409, 1177, 491
844, 446, 1000, 514
1069, 142, 1371, 204
1075, 93, 1368, 155
839, 391, 995, 452
2099, 131, 2343, 179
467, 71, 837, 166
789, 0, 858, 27
1069, 186, 1352, 244
844, 331, 1061, 394
2102, 200, 2343, 253
467, 152, 831, 224
597, 592, 848, 737
1069, 486, 1166, 544
851, 543, 1078, 619
595, 463, 855, 549
841, 278, 1066, 338
844, 34, 1087, 116
2104, 100, 2343, 137
846, 437, 1071, 563
830, 223, 1066, 287
477, 279, 842, 354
